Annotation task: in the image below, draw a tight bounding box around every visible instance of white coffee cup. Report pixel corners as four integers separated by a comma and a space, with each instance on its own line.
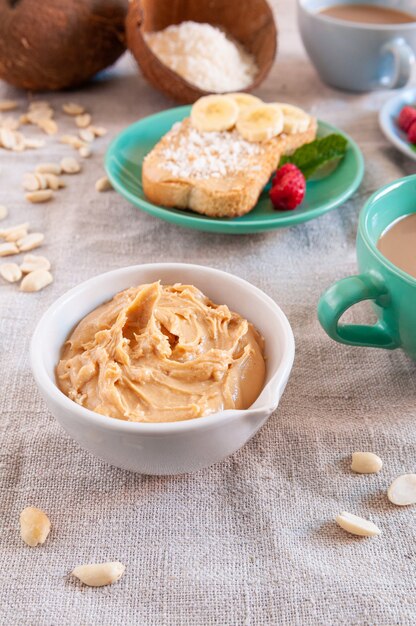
298, 0, 416, 91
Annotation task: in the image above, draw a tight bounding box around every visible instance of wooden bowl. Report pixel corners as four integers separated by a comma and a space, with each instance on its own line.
126, 0, 278, 104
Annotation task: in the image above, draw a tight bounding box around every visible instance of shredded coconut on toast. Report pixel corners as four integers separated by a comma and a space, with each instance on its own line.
149, 121, 264, 180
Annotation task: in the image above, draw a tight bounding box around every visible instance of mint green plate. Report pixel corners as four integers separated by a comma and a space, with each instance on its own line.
105, 106, 364, 234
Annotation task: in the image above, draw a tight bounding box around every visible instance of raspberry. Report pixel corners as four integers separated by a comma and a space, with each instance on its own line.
398, 106, 416, 132
408, 120, 416, 144
271, 162, 300, 187
269, 164, 306, 211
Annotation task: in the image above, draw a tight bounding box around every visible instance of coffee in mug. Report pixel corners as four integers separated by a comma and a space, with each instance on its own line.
377, 213, 416, 279
318, 175, 416, 361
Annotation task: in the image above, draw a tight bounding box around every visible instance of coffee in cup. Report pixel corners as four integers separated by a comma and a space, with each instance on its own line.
297, 0, 416, 91
377, 213, 416, 279
319, 4, 415, 25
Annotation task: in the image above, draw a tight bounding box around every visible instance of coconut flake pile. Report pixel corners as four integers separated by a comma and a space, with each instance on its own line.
153, 121, 262, 180
144, 21, 258, 92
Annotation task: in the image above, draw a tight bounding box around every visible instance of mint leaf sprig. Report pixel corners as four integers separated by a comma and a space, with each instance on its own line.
280, 134, 348, 180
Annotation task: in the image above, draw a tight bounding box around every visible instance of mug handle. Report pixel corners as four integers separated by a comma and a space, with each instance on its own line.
380, 37, 415, 89
318, 273, 400, 349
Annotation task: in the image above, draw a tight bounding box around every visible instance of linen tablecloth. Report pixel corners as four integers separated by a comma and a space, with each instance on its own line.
1, 2, 416, 624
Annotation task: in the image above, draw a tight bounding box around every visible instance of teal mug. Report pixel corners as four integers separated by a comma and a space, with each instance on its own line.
318, 175, 416, 360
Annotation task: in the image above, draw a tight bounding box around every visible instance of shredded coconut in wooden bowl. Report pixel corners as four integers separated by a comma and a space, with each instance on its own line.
144, 21, 258, 92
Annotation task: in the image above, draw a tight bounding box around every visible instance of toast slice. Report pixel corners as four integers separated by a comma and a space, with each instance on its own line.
142, 117, 318, 218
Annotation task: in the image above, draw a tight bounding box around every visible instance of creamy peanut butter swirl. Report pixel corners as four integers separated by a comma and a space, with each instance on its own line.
56, 282, 266, 423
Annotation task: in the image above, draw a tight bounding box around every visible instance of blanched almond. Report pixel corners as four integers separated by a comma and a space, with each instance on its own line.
28, 101, 52, 111
27, 108, 53, 124
336, 511, 381, 537
61, 157, 81, 174
20, 269, 52, 292
79, 145, 92, 158
0, 99, 18, 112
60, 134, 86, 149
44, 174, 66, 191
89, 125, 107, 137
71, 562, 125, 587
0, 222, 30, 242
0, 263, 22, 283
24, 138, 45, 149
0, 242, 19, 256
25, 190, 53, 204
20, 506, 51, 546
387, 474, 416, 506
1, 116, 20, 131
0, 205, 7, 220
34, 173, 48, 190
17, 232, 44, 251
63, 102, 85, 116
23, 173, 40, 191
37, 118, 58, 135
75, 113, 91, 128
36, 163, 61, 175
79, 128, 95, 143
20, 254, 51, 273
351, 452, 383, 474
0, 128, 17, 149
95, 176, 112, 192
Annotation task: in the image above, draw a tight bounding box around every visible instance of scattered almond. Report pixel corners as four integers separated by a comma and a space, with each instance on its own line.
61, 157, 81, 174
71, 562, 125, 587
75, 113, 91, 128
44, 173, 66, 191
79, 128, 95, 143
20, 254, 51, 274
27, 108, 53, 124
11, 132, 26, 152
0, 99, 18, 112
19, 114, 30, 125
20, 269, 53, 292
387, 474, 416, 506
23, 173, 40, 192
1, 116, 20, 131
0, 127, 17, 149
351, 452, 383, 474
0, 223, 30, 242
95, 176, 112, 192
34, 173, 48, 190
63, 102, 85, 116
89, 125, 107, 137
36, 163, 61, 175
20, 506, 51, 546
60, 134, 86, 149
17, 232, 44, 251
24, 138, 45, 149
25, 190, 53, 204
0, 263, 22, 283
79, 145, 92, 158
0, 242, 19, 257
37, 118, 58, 135
28, 101, 52, 111
0, 206, 8, 221
336, 511, 381, 537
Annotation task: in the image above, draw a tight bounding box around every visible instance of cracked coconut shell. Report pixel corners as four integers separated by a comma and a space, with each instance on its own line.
126, 0, 278, 104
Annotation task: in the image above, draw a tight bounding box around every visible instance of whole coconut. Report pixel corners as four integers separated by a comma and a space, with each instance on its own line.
0, 0, 128, 91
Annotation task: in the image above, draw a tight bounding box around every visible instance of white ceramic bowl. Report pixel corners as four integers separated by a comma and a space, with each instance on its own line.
31, 263, 295, 475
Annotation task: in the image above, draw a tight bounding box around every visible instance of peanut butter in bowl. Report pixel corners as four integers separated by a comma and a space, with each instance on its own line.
56, 281, 266, 423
